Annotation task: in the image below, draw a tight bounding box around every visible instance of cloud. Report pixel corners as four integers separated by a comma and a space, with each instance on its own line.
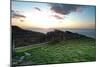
12, 10, 26, 18
50, 4, 80, 15
34, 7, 41, 11
52, 15, 64, 19
12, 10, 26, 22
12, 13, 26, 18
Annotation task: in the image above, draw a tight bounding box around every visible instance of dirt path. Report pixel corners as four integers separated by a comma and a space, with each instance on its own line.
15, 42, 49, 50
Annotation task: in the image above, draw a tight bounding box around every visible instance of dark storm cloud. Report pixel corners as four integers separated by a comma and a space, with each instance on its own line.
50, 4, 81, 15
12, 10, 26, 18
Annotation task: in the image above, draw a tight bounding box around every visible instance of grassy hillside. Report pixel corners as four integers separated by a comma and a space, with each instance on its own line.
13, 38, 96, 66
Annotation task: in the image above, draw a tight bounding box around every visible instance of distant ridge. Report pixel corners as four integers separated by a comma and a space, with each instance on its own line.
12, 26, 91, 47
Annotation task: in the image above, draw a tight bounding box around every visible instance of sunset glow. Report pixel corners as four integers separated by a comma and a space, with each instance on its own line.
12, 1, 96, 29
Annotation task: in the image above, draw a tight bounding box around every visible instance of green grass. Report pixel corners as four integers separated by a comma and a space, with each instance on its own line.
13, 38, 96, 65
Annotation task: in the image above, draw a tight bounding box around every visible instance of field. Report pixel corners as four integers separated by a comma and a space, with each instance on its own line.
13, 38, 96, 65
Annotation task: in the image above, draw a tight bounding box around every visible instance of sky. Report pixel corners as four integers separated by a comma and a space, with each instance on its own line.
11, 1, 96, 29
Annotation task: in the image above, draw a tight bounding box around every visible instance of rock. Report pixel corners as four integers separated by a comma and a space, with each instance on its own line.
20, 56, 25, 60
24, 52, 31, 56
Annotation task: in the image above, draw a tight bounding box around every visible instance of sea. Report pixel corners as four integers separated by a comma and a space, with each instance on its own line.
28, 28, 96, 39
60, 29, 96, 39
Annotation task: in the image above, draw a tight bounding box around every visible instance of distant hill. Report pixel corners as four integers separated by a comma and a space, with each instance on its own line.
12, 26, 46, 47
12, 26, 91, 47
